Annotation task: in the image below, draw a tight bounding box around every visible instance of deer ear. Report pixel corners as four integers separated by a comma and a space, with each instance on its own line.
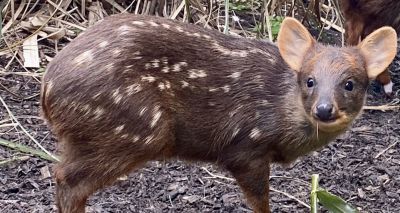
358, 26, 397, 79
277, 17, 315, 72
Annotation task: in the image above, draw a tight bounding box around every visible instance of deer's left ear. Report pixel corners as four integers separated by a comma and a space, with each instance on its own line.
358, 26, 397, 79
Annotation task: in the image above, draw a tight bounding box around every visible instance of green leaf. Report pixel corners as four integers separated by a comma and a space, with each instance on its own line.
316, 190, 358, 213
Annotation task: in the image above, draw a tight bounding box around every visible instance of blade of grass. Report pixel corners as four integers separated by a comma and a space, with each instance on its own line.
0, 138, 58, 162
223, 0, 229, 34
311, 174, 319, 213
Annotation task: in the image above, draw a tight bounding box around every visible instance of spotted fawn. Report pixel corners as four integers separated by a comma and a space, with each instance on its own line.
40, 14, 397, 213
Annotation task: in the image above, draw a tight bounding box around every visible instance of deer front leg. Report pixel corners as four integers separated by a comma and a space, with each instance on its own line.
226, 159, 271, 213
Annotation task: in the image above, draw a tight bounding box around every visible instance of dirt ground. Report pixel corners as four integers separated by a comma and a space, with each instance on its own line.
1, 22, 400, 213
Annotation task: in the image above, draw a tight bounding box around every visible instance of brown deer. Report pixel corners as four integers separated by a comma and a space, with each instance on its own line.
339, 0, 400, 96
40, 13, 397, 213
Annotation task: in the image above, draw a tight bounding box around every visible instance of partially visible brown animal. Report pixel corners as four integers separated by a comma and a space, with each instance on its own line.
339, 0, 400, 96
40, 13, 397, 213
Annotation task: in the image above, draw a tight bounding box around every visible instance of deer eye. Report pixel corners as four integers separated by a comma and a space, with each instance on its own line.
345, 81, 353, 91
307, 78, 314, 88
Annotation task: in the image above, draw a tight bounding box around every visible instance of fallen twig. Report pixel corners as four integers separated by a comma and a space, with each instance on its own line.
200, 166, 310, 209
363, 105, 400, 111
0, 96, 59, 161
374, 140, 398, 159
0, 155, 30, 166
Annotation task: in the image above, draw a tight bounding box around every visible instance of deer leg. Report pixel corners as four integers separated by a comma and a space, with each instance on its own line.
53, 138, 150, 213
226, 159, 271, 213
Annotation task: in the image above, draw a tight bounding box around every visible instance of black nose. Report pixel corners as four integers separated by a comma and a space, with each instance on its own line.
315, 103, 333, 121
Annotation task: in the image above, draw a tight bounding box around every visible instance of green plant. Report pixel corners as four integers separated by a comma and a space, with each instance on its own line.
252, 16, 284, 41
229, 0, 262, 11
311, 174, 358, 213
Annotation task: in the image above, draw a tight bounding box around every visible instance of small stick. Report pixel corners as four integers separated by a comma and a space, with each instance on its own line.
201, 167, 310, 209
0, 96, 59, 161
363, 105, 400, 111
270, 187, 311, 209
0, 156, 30, 166
374, 141, 398, 159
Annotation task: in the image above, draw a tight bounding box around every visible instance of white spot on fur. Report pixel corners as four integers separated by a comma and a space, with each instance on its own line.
145, 63, 151, 69
99, 41, 108, 48
141, 75, 156, 83
229, 105, 243, 117
259, 100, 270, 106
151, 59, 160, 68
45, 81, 53, 98
249, 128, 261, 140
148, 21, 159, 27
211, 41, 248, 57
165, 81, 171, 89
81, 104, 91, 116
112, 87, 123, 104
105, 63, 114, 71
221, 85, 230, 93
188, 69, 207, 78
181, 81, 189, 88
185, 32, 201, 37
161, 57, 168, 65
254, 75, 264, 89
228, 72, 241, 79
158, 82, 166, 91
208, 87, 218, 92
94, 107, 104, 119
249, 49, 271, 57
115, 125, 125, 134
144, 135, 154, 144
126, 83, 142, 95
161, 66, 170, 73
202, 34, 211, 39
113, 49, 121, 55
176, 26, 183, 32
118, 25, 134, 34
93, 92, 102, 100
121, 134, 129, 139
161, 23, 170, 29
74, 50, 93, 65
268, 57, 276, 64
208, 102, 216, 106
232, 126, 240, 138
133, 135, 140, 142
133, 51, 142, 59
139, 106, 147, 116
132, 21, 145, 26
150, 105, 162, 128
172, 62, 188, 72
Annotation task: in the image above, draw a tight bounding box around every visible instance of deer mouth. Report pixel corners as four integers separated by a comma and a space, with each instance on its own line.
310, 112, 351, 133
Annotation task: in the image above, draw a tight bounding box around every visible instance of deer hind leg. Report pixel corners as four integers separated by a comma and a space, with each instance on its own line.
53, 137, 161, 213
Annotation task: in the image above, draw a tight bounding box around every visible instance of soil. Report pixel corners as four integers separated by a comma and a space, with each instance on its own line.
1, 20, 400, 213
